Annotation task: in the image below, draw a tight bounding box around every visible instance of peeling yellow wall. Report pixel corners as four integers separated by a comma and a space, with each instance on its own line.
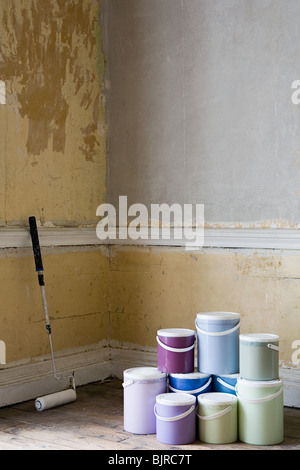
0, 1, 108, 364
0, 0, 106, 225
109, 245, 300, 368
0, 246, 109, 363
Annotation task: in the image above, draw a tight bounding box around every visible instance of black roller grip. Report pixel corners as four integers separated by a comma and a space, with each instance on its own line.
29, 216, 44, 272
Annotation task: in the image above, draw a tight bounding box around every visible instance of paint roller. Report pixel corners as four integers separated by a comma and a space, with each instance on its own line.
29, 216, 77, 411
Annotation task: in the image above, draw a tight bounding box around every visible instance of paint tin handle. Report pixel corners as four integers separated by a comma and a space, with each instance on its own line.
169, 376, 212, 395
122, 380, 134, 388
216, 377, 236, 391
236, 386, 283, 404
154, 404, 195, 422
156, 336, 195, 353
267, 343, 280, 352
197, 405, 232, 421
195, 320, 240, 336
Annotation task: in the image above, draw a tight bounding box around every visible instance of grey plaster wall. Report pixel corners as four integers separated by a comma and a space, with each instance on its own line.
103, 0, 300, 226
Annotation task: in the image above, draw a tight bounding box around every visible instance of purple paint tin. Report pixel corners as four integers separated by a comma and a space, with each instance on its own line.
157, 328, 195, 373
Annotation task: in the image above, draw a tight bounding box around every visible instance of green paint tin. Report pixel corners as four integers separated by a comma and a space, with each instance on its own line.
197, 392, 238, 444
239, 333, 279, 381
237, 378, 284, 445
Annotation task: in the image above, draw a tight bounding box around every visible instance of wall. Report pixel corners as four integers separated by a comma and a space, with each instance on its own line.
104, 0, 300, 226
0, 0, 106, 226
103, 0, 300, 374
0, 0, 108, 364
0, 246, 109, 363
109, 245, 299, 368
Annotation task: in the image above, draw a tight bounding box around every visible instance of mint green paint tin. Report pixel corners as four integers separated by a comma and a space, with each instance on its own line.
197, 392, 238, 444
239, 333, 279, 380
237, 377, 284, 445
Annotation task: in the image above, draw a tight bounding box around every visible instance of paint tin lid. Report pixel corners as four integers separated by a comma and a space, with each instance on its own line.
215, 373, 240, 379
196, 312, 240, 321
240, 333, 279, 343
170, 371, 210, 379
237, 377, 283, 388
123, 367, 166, 381
156, 392, 196, 407
157, 328, 195, 337
198, 392, 237, 405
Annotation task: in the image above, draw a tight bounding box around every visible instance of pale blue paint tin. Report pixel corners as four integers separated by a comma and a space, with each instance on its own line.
196, 312, 240, 375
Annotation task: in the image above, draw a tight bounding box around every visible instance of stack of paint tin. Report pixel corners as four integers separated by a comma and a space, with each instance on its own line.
122, 314, 284, 446
194, 312, 240, 444
123, 327, 205, 445
155, 328, 210, 445
237, 333, 284, 445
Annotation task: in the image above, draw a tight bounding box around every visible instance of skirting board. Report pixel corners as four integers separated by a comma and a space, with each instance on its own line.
0, 345, 112, 408
0, 345, 298, 408
2, 227, 300, 250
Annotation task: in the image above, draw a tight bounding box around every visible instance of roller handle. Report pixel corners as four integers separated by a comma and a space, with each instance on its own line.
29, 216, 45, 286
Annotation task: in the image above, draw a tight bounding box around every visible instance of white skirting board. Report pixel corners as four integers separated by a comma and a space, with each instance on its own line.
0, 345, 112, 408
0, 344, 299, 408
280, 367, 300, 408
3, 226, 300, 250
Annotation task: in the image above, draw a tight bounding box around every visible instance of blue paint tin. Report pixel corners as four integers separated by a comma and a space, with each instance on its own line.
212, 373, 239, 395
196, 312, 240, 375
169, 371, 212, 397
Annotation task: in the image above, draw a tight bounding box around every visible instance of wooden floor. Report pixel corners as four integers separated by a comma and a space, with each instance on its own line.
0, 378, 298, 450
